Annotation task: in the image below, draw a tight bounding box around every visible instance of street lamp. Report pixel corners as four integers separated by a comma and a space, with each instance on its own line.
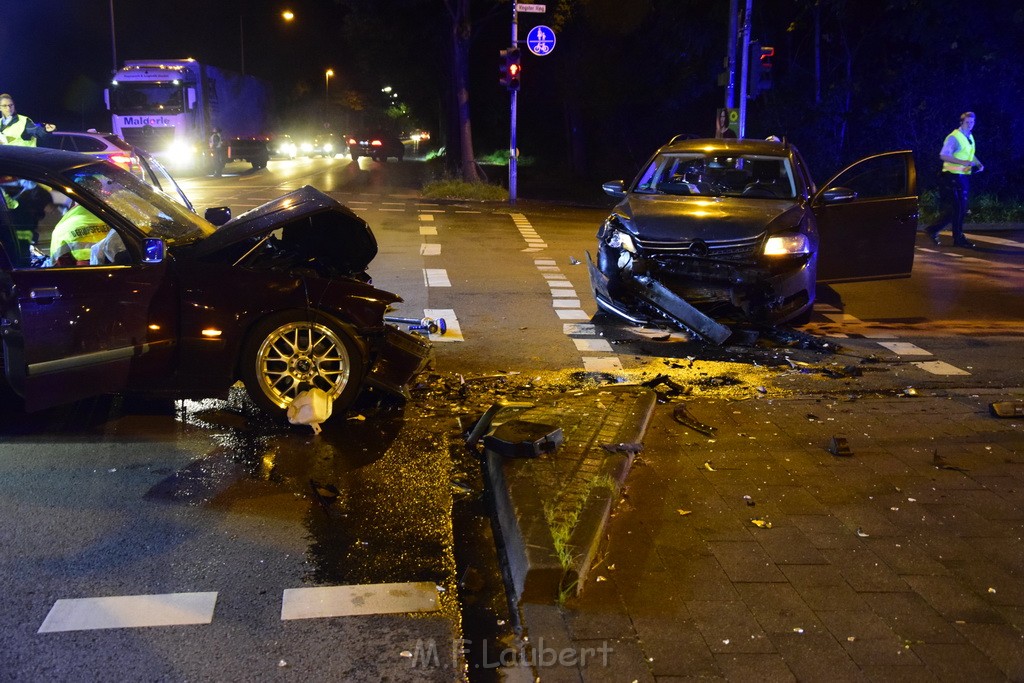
325, 69, 334, 103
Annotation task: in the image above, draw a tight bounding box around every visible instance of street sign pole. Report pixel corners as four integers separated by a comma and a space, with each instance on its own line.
509, 5, 518, 206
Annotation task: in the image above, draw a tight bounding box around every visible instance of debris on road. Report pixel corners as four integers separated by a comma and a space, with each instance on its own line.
671, 403, 718, 437
482, 419, 564, 458
827, 435, 853, 457
990, 401, 1024, 418
286, 388, 333, 434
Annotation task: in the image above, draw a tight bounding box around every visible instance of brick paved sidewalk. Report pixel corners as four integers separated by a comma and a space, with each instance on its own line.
519, 392, 1024, 681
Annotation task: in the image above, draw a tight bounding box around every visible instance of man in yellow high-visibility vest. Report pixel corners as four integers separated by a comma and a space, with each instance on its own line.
0, 94, 56, 146
925, 111, 985, 248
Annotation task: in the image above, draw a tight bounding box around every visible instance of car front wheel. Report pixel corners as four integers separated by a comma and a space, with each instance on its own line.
240, 312, 365, 419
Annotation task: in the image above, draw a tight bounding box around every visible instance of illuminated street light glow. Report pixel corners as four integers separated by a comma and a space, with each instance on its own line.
281, 10, 295, 21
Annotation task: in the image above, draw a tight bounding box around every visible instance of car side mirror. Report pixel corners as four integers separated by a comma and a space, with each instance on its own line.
205, 206, 232, 226
602, 180, 626, 199
142, 238, 165, 263
821, 187, 858, 203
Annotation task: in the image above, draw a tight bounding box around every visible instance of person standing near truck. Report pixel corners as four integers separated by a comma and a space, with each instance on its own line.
0, 94, 56, 146
208, 127, 226, 177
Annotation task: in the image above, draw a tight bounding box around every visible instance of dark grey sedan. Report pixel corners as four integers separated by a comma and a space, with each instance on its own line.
589, 136, 918, 342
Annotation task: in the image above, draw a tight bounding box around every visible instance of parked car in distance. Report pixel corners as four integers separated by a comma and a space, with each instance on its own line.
38, 130, 141, 175
347, 131, 405, 162
38, 130, 195, 212
589, 136, 918, 342
0, 146, 431, 418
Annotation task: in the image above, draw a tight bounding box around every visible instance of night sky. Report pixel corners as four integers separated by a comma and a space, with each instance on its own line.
2, 0, 343, 131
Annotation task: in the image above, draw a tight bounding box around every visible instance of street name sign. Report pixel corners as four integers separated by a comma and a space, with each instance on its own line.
516, 3, 547, 12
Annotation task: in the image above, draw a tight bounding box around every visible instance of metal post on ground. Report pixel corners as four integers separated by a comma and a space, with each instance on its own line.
509, 5, 519, 206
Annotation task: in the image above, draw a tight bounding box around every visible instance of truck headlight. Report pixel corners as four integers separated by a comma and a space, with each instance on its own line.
764, 234, 810, 256
168, 141, 197, 167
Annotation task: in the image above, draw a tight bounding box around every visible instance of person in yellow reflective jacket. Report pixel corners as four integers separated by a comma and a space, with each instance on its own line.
49, 204, 110, 266
0, 94, 56, 146
924, 111, 985, 248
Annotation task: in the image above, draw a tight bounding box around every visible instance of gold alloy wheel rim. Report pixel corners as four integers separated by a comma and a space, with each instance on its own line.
256, 321, 351, 408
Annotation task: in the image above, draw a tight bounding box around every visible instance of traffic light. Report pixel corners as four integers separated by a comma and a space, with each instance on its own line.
499, 47, 522, 91
748, 42, 774, 97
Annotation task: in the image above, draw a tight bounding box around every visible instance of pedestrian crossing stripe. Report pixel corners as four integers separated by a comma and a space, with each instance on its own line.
281, 582, 439, 620
37, 583, 443, 632
39, 592, 218, 632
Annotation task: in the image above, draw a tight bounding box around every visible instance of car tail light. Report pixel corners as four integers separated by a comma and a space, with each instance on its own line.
371, 139, 383, 147
109, 153, 135, 171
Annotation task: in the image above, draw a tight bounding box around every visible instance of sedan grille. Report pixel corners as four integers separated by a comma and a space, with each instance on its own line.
634, 234, 764, 262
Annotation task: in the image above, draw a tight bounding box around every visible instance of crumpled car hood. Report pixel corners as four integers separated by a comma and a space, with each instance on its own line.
185, 185, 378, 273
620, 194, 801, 242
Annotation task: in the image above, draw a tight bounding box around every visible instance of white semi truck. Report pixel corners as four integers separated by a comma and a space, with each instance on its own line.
105, 59, 271, 172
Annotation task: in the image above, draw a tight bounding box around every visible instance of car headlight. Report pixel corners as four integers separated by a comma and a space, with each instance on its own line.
763, 233, 810, 256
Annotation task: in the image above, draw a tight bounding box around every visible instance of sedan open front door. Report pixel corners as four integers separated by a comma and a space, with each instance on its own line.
813, 150, 918, 283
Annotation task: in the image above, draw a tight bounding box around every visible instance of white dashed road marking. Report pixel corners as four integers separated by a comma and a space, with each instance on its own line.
423, 269, 451, 287
39, 592, 218, 633
912, 360, 972, 376
280, 582, 439, 620
876, 341, 933, 356
420, 243, 441, 256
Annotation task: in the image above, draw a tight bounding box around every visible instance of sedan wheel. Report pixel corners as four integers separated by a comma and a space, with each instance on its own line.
241, 313, 364, 418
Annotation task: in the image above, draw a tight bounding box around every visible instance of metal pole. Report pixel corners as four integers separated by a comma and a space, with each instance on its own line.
109, 0, 118, 74
725, 0, 738, 110
240, 15, 245, 75
738, 0, 752, 138
509, 5, 518, 206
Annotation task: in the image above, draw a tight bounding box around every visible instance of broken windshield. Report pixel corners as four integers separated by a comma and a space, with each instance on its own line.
633, 153, 797, 199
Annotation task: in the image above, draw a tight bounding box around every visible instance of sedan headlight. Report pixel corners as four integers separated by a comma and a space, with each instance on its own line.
763, 233, 810, 256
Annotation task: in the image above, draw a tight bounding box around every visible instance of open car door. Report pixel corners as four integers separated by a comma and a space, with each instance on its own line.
813, 150, 918, 282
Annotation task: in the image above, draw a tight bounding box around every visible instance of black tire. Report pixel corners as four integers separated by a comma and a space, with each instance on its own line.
239, 311, 366, 420
350, 152, 359, 161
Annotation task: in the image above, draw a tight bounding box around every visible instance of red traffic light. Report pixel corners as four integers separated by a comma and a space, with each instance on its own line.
499, 46, 522, 90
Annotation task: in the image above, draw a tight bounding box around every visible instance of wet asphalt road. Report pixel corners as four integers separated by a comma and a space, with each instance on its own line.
1, 155, 1021, 679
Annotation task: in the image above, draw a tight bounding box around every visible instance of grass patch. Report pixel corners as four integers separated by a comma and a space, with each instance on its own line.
421, 178, 509, 201
920, 190, 1024, 225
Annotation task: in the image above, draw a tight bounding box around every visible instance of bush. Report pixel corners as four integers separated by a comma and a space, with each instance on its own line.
919, 189, 1024, 225
422, 178, 509, 201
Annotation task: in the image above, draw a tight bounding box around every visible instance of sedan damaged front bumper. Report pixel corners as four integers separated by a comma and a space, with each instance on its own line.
588, 251, 811, 344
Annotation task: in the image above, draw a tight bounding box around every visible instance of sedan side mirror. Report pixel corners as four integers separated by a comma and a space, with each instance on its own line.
142, 238, 165, 264
205, 206, 232, 226
602, 180, 626, 199
821, 187, 858, 203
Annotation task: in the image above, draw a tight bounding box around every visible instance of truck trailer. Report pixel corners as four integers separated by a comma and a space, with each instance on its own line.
105, 59, 272, 172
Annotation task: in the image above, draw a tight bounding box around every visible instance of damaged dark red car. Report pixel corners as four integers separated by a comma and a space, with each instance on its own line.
0, 146, 430, 417
589, 137, 918, 343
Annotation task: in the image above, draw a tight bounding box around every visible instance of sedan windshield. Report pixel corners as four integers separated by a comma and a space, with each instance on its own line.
66, 164, 215, 244
633, 153, 798, 199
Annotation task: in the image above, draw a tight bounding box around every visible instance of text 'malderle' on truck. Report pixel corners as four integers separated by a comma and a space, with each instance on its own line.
104, 59, 272, 172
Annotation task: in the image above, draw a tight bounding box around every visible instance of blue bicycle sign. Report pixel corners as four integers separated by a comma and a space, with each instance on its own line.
526, 25, 556, 56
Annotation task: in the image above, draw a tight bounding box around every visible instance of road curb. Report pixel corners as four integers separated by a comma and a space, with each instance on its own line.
481, 386, 657, 603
